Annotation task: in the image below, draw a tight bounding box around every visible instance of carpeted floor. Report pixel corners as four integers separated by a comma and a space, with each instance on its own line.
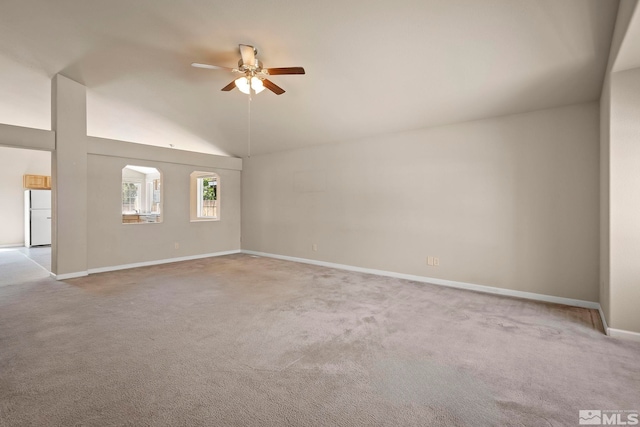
15, 246, 52, 273
0, 253, 639, 426
0, 247, 50, 288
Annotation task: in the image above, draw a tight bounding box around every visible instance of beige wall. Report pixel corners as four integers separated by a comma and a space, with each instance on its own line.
599, 0, 639, 328
242, 102, 600, 302
0, 146, 51, 246
44, 76, 243, 275
610, 67, 640, 333
87, 153, 240, 269
599, 0, 640, 335
51, 75, 88, 276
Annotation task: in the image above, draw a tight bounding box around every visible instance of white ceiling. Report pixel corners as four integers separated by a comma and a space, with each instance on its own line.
0, 0, 619, 157
124, 165, 159, 175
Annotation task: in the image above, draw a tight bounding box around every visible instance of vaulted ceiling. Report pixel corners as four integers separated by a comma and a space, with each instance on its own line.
0, 0, 619, 157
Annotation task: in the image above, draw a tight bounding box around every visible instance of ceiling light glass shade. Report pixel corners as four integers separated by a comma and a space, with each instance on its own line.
251, 77, 265, 94
235, 76, 265, 94
235, 77, 251, 94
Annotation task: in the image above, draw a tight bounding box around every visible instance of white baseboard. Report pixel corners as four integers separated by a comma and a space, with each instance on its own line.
607, 328, 640, 342
599, 306, 610, 335
0, 243, 24, 248
51, 271, 88, 280
86, 249, 241, 275
242, 250, 601, 310
49, 248, 640, 341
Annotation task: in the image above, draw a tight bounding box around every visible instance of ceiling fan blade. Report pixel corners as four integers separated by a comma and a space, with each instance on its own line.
192, 63, 233, 71
266, 67, 306, 75
221, 80, 237, 91
262, 79, 285, 95
239, 44, 256, 66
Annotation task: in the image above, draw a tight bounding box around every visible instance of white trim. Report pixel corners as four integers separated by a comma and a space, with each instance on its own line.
191, 171, 220, 222
607, 328, 640, 342
87, 250, 241, 274
0, 243, 24, 248
242, 250, 601, 310
52, 249, 640, 339
599, 306, 610, 335
51, 271, 88, 280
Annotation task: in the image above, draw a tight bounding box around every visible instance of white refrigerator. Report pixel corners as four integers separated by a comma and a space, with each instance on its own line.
25, 190, 51, 247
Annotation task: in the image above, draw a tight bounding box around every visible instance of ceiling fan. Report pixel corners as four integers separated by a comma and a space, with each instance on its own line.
192, 44, 305, 95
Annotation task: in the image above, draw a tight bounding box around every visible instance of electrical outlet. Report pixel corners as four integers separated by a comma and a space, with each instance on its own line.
427, 256, 434, 266
174, 242, 179, 249
434, 257, 440, 266
312, 244, 318, 252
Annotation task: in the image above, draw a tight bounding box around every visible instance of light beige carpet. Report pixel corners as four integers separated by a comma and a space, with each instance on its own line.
1, 254, 638, 426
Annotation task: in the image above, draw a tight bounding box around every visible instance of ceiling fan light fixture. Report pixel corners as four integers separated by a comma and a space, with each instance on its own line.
251, 77, 265, 94
235, 77, 251, 94
235, 76, 265, 95
194, 44, 304, 95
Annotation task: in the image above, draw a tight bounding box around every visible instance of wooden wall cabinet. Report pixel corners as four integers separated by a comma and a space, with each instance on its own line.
23, 174, 51, 190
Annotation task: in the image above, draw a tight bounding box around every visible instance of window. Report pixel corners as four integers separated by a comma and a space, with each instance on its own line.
122, 165, 163, 224
122, 182, 141, 213
191, 171, 219, 221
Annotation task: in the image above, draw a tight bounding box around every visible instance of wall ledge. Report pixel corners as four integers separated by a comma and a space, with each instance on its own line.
0, 123, 55, 151
87, 136, 242, 171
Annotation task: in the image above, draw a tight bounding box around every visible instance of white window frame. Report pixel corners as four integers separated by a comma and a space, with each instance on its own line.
190, 171, 220, 222
122, 181, 142, 214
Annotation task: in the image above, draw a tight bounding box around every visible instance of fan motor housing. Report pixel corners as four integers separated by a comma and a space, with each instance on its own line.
239, 59, 262, 70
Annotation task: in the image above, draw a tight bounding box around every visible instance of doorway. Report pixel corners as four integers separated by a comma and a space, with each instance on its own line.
0, 146, 52, 276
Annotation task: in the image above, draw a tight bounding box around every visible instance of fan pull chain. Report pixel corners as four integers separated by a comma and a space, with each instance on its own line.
247, 93, 252, 158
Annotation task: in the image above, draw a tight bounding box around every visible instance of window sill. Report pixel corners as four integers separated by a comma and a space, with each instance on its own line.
122, 221, 163, 225
190, 218, 220, 223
